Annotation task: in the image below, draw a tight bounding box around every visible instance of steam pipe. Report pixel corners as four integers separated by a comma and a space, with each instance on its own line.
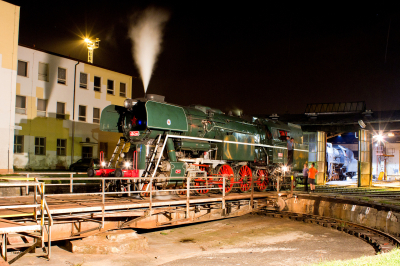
166, 138, 177, 162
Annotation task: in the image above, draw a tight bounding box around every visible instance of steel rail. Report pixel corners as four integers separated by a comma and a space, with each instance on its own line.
262, 209, 400, 253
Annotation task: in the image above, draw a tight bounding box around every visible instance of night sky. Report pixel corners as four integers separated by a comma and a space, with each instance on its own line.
7, 1, 400, 115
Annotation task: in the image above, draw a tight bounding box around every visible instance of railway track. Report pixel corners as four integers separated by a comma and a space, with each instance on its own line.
257, 209, 400, 253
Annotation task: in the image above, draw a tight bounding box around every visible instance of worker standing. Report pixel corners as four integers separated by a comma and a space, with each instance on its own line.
303, 163, 309, 192
287, 137, 294, 166
308, 163, 318, 193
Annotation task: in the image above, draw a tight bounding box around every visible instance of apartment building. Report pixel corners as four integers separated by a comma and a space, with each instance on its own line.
14, 45, 132, 170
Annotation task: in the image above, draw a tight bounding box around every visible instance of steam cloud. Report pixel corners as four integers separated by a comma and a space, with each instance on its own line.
129, 8, 170, 93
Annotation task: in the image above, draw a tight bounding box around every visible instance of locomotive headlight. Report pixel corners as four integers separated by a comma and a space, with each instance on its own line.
282, 166, 288, 172
101, 162, 106, 167
120, 153, 125, 158
124, 161, 131, 168
124, 99, 137, 109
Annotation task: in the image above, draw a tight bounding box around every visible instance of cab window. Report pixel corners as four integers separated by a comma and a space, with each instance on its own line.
273, 129, 288, 141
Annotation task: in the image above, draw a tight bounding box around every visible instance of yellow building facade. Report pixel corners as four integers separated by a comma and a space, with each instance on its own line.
0, 1, 20, 173
14, 46, 132, 170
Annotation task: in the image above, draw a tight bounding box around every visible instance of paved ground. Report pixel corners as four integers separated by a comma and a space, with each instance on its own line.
14, 213, 375, 266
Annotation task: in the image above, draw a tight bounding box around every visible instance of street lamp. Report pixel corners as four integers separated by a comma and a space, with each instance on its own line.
84, 38, 100, 63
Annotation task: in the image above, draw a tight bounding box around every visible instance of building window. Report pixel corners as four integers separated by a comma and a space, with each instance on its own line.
57, 139, 67, 156
58, 67, 67, 84
37, 99, 47, 117
79, 105, 86, 122
56, 102, 66, 119
93, 108, 100, 124
80, 72, 88, 89
99, 142, 108, 158
15, 95, 26, 114
82, 146, 93, 158
107, 80, 114, 95
14, 135, 24, 154
17, 60, 28, 77
120, 82, 126, 97
35, 137, 46, 155
38, 62, 49, 81
94, 76, 101, 92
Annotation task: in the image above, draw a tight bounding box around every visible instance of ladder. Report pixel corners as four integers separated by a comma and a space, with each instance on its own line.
144, 135, 166, 177
108, 137, 127, 168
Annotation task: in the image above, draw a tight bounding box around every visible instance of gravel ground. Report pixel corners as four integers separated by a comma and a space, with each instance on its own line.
14, 213, 375, 266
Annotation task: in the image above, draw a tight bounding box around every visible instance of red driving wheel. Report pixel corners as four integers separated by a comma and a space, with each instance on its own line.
238, 165, 252, 193
255, 169, 269, 192
217, 164, 234, 194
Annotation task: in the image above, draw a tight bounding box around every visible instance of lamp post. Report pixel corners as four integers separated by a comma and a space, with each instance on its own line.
84, 38, 100, 63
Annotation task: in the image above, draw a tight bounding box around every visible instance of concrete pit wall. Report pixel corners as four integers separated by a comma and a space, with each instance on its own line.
286, 195, 400, 237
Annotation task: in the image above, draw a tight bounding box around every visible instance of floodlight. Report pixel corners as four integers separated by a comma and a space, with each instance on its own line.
84, 37, 100, 63
358, 120, 366, 128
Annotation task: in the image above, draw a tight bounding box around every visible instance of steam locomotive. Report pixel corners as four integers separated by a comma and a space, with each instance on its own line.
326, 143, 358, 180
92, 95, 308, 194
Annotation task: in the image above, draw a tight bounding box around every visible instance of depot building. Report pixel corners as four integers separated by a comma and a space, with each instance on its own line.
275, 102, 400, 186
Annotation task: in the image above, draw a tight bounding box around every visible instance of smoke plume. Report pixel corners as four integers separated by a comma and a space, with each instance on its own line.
129, 8, 170, 93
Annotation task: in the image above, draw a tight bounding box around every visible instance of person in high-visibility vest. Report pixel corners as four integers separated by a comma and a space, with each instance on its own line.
308, 163, 318, 193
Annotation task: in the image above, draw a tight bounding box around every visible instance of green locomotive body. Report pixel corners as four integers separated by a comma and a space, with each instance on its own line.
99, 95, 308, 193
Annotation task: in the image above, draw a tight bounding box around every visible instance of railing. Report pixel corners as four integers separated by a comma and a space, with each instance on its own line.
14, 172, 294, 223
0, 178, 53, 261
16, 172, 93, 193
11, 174, 258, 229
40, 176, 230, 225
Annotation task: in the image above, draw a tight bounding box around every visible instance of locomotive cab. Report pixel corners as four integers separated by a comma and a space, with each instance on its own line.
123, 102, 147, 132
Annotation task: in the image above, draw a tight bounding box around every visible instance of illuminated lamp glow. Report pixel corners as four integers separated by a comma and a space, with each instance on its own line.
84, 38, 91, 43
388, 132, 395, 137
124, 162, 131, 168
374, 134, 384, 142
101, 162, 106, 167
282, 166, 288, 172
138, 120, 142, 125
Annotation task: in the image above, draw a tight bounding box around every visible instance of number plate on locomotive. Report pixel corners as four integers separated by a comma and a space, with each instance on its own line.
130, 131, 140, 137
175, 169, 181, 174
278, 153, 283, 157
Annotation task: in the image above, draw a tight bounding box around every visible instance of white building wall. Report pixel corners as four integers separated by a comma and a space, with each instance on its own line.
0, 55, 17, 173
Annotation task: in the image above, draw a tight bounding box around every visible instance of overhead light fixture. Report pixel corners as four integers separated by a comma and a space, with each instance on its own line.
358, 120, 366, 128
